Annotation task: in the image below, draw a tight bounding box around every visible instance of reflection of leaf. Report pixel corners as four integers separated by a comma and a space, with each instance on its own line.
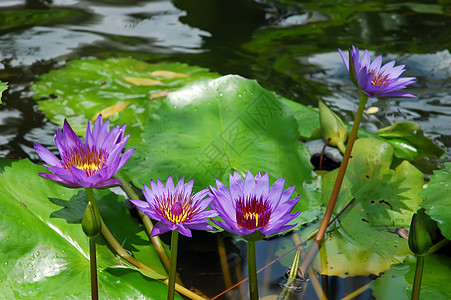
31, 58, 220, 142
315, 138, 423, 277
91, 102, 131, 121
420, 162, 451, 239
124, 75, 315, 218
0, 158, 174, 298
124, 77, 164, 86
0, 8, 82, 31
372, 255, 451, 300
151, 70, 189, 78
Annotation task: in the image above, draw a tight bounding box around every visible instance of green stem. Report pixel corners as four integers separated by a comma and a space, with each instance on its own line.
85, 188, 204, 300
89, 237, 99, 300
85, 188, 99, 218
411, 255, 425, 300
428, 238, 450, 254
299, 93, 368, 277
85, 188, 99, 300
247, 241, 258, 300
168, 230, 179, 300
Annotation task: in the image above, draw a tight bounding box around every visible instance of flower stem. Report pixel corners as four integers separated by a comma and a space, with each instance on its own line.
168, 230, 179, 300
85, 188, 99, 300
88, 188, 204, 300
89, 237, 99, 300
247, 241, 258, 300
411, 255, 425, 300
299, 93, 368, 277
114, 173, 174, 278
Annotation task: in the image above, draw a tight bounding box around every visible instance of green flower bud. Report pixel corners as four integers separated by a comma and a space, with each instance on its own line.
82, 201, 102, 238
408, 213, 432, 256
319, 100, 348, 153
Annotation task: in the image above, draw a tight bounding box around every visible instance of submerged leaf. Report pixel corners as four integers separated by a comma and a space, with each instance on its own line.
91, 102, 130, 121
149, 90, 170, 100
151, 70, 189, 78
124, 77, 164, 86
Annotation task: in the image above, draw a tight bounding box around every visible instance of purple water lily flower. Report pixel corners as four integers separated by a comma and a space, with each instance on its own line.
209, 171, 301, 240
33, 115, 134, 188
130, 176, 218, 237
338, 45, 416, 98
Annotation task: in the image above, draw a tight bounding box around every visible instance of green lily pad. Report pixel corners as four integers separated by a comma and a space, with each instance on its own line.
0, 158, 177, 299
372, 254, 451, 300
124, 74, 315, 216
31, 58, 220, 142
315, 138, 423, 277
0, 80, 7, 104
376, 121, 445, 160
420, 162, 451, 239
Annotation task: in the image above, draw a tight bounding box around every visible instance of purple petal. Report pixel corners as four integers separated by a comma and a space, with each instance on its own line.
176, 225, 193, 237
34, 142, 62, 167
93, 178, 123, 188
188, 223, 217, 231
338, 48, 349, 70
151, 222, 171, 237
254, 172, 269, 196
229, 172, 244, 201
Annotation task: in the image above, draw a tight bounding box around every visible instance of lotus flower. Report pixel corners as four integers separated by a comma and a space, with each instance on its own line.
338, 45, 416, 98
33, 115, 134, 188
209, 171, 300, 240
130, 176, 218, 237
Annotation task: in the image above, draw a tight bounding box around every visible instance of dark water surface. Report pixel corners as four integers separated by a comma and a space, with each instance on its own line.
1, 0, 450, 299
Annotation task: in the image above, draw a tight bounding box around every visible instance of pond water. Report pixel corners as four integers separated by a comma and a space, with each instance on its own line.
1, 0, 450, 299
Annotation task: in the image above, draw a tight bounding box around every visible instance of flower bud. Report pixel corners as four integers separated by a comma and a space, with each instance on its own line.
408, 213, 432, 256
82, 201, 102, 238
319, 100, 348, 153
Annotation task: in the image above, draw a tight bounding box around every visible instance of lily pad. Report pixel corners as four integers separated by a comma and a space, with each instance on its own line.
420, 162, 451, 239
315, 138, 423, 277
0, 80, 7, 103
372, 254, 451, 300
31, 58, 220, 142
0, 158, 177, 299
124, 75, 315, 216
376, 121, 445, 160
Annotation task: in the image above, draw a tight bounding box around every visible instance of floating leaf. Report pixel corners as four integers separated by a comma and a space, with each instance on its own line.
0, 80, 7, 104
91, 102, 130, 121
376, 121, 445, 160
314, 138, 423, 277
0, 158, 175, 299
31, 58, 220, 142
151, 70, 189, 78
124, 77, 164, 86
124, 75, 315, 218
372, 255, 451, 300
420, 162, 451, 239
